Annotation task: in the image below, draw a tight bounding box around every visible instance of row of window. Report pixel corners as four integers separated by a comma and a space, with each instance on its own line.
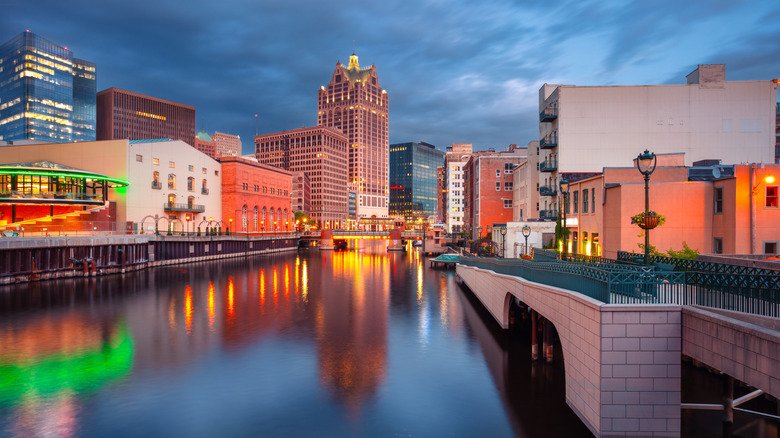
495, 182, 513, 191
152, 172, 208, 192
565, 188, 597, 214
136, 154, 218, 176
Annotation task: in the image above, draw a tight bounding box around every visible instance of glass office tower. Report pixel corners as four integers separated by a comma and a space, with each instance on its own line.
389, 142, 445, 223
0, 31, 96, 142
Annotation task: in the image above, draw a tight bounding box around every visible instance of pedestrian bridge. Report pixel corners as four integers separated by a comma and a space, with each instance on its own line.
456, 255, 779, 438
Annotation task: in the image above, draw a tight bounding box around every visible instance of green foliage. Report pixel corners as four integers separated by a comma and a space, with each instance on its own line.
666, 241, 699, 260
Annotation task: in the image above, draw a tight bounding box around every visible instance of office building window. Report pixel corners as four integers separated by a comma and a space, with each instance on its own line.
714, 187, 723, 214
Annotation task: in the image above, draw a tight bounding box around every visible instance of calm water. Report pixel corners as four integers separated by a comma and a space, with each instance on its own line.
0, 240, 775, 437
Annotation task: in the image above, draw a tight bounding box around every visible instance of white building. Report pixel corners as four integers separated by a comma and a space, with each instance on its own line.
212, 131, 242, 158
534, 64, 778, 220
444, 143, 472, 233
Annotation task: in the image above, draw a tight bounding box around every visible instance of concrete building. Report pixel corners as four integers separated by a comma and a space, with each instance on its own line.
512, 140, 539, 222
255, 126, 348, 229
0, 139, 222, 233
388, 142, 444, 224
291, 171, 311, 216
436, 166, 446, 224
0, 31, 96, 143
317, 53, 389, 221
463, 145, 526, 239
536, 64, 779, 222
220, 157, 292, 233
212, 131, 242, 158
776, 103, 779, 163
194, 128, 216, 159
97, 88, 196, 147
444, 143, 472, 233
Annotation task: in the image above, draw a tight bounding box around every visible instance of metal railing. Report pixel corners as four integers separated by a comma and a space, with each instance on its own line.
540, 160, 558, 172
461, 253, 780, 317
164, 203, 205, 213
539, 185, 557, 196
151, 181, 162, 190
0, 191, 103, 202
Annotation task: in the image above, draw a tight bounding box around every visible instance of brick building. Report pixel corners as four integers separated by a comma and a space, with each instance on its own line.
220, 157, 292, 233
292, 171, 311, 216
194, 129, 217, 159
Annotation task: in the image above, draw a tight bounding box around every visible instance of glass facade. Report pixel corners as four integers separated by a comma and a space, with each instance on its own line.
0, 31, 96, 142
389, 142, 445, 222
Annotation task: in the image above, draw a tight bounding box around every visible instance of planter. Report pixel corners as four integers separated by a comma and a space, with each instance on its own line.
638, 214, 660, 230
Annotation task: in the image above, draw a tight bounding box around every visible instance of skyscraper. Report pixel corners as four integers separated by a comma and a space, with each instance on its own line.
318, 53, 389, 221
0, 31, 96, 142
389, 142, 444, 223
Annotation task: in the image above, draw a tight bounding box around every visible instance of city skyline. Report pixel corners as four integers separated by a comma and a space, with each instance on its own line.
2, 0, 779, 153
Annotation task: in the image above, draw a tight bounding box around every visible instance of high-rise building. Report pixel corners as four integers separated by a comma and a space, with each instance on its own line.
444, 143, 473, 233
212, 131, 242, 158
0, 31, 96, 142
775, 103, 779, 164
389, 142, 444, 224
318, 53, 389, 221
436, 165, 446, 223
96, 87, 196, 147
291, 171, 311, 216
255, 126, 348, 229
536, 64, 778, 221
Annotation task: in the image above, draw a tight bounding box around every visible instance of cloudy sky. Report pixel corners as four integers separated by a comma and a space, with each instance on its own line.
3, 0, 779, 154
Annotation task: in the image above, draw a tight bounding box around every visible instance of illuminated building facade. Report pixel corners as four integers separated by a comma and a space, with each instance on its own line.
317, 53, 389, 222
388, 142, 444, 224
194, 129, 216, 159
0, 31, 96, 142
212, 131, 242, 158
291, 171, 311, 216
255, 126, 348, 229
220, 157, 292, 233
96, 87, 196, 147
444, 143, 472, 233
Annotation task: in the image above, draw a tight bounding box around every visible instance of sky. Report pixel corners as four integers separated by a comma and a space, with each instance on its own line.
2, 0, 779, 154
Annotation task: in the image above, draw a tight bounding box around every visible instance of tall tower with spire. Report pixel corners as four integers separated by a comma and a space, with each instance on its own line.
318, 53, 389, 224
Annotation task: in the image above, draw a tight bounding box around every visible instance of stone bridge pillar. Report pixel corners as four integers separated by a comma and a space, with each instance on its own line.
387, 229, 404, 251
319, 230, 334, 250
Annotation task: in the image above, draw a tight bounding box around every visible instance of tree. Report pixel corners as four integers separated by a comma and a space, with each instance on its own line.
294, 211, 311, 231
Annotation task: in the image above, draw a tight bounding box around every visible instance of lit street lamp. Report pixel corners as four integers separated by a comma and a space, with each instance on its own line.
522, 225, 531, 256
559, 178, 570, 257
636, 149, 657, 265
499, 227, 507, 258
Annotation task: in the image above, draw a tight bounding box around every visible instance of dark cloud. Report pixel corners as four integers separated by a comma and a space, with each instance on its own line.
2, 0, 777, 153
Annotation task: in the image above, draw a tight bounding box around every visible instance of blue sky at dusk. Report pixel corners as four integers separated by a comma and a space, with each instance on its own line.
2, 0, 778, 153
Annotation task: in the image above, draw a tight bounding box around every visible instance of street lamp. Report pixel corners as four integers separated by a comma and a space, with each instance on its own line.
636, 149, 657, 265
559, 178, 570, 256
499, 227, 507, 258
522, 225, 531, 256
477, 226, 482, 239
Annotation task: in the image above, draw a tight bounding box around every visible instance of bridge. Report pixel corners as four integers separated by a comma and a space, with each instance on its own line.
456, 252, 779, 438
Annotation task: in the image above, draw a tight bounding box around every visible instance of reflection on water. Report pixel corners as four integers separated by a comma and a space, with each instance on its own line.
0, 240, 593, 437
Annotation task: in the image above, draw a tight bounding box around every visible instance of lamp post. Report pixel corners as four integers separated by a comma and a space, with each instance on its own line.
636, 149, 657, 265
500, 227, 507, 258
559, 178, 570, 257
522, 225, 531, 256
477, 226, 482, 239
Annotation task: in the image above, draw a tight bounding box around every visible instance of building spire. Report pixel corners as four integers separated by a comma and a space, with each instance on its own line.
348, 52, 359, 70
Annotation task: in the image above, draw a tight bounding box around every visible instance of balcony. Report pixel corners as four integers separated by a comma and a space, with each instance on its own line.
539, 209, 558, 220
151, 181, 162, 190
164, 202, 205, 213
540, 131, 558, 149
539, 105, 558, 122
539, 185, 557, 197
540, 159, 557, 172
201, 187, 209, 195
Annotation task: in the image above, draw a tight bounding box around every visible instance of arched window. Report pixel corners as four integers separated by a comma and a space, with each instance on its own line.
253, 206, 258, 231
262, 207, 267, 230
187, 177, 194, 191
270, 208, 275, 229
187, 195, 194, 208
201, 179, 208, 195
283, 209, 288, 229
277, 208, 283, 230
167, 193, 176, 207
152, 171, 160, 189
242, 205, 247, 231
168, 173, 176, 190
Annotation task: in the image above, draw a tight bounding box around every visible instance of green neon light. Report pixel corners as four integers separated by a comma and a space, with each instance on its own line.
0, 322, 134, 405
1, 170, 130, 187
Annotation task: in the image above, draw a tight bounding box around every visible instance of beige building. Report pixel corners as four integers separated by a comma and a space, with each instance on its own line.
512, 140, 539, 221
212, 131, 242, 158
0, 139, 222, 233
444, 143, 472, 233
318, 53, 389, 221
255, 126, 348, 229
533, 64, 778, 222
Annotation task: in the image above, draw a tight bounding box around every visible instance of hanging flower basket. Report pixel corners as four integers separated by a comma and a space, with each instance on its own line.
631, 211, 666, 230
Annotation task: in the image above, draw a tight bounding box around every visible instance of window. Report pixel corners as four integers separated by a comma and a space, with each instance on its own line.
496, 182, 501, 191
714, 237, 723, 254
169, 161, 175, 168
714, 187, 723, 214
152, 171, 161, 189
188, 165, 194, 172
187, 177, 194, 191
168, 173, 176, 190
766, 186, 778, 208
136, 154, 143, 162
504, 182, 513, 191
764, 241, 779, 255
565, 192, 570, 214
187, 195, 194, 208
504, 163, 514, 174
253, 206, 259, 231
153, 158, 159, 166
242, 205, 247, 231
202, 167, 207, 174
573, 191, 579, 214
503, 199, 512, 208
583, 189, 589, 213
201, 179, 208, 195
215, 170, 219, 176
496, 170, 501, 178
592, 189, 596, 213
